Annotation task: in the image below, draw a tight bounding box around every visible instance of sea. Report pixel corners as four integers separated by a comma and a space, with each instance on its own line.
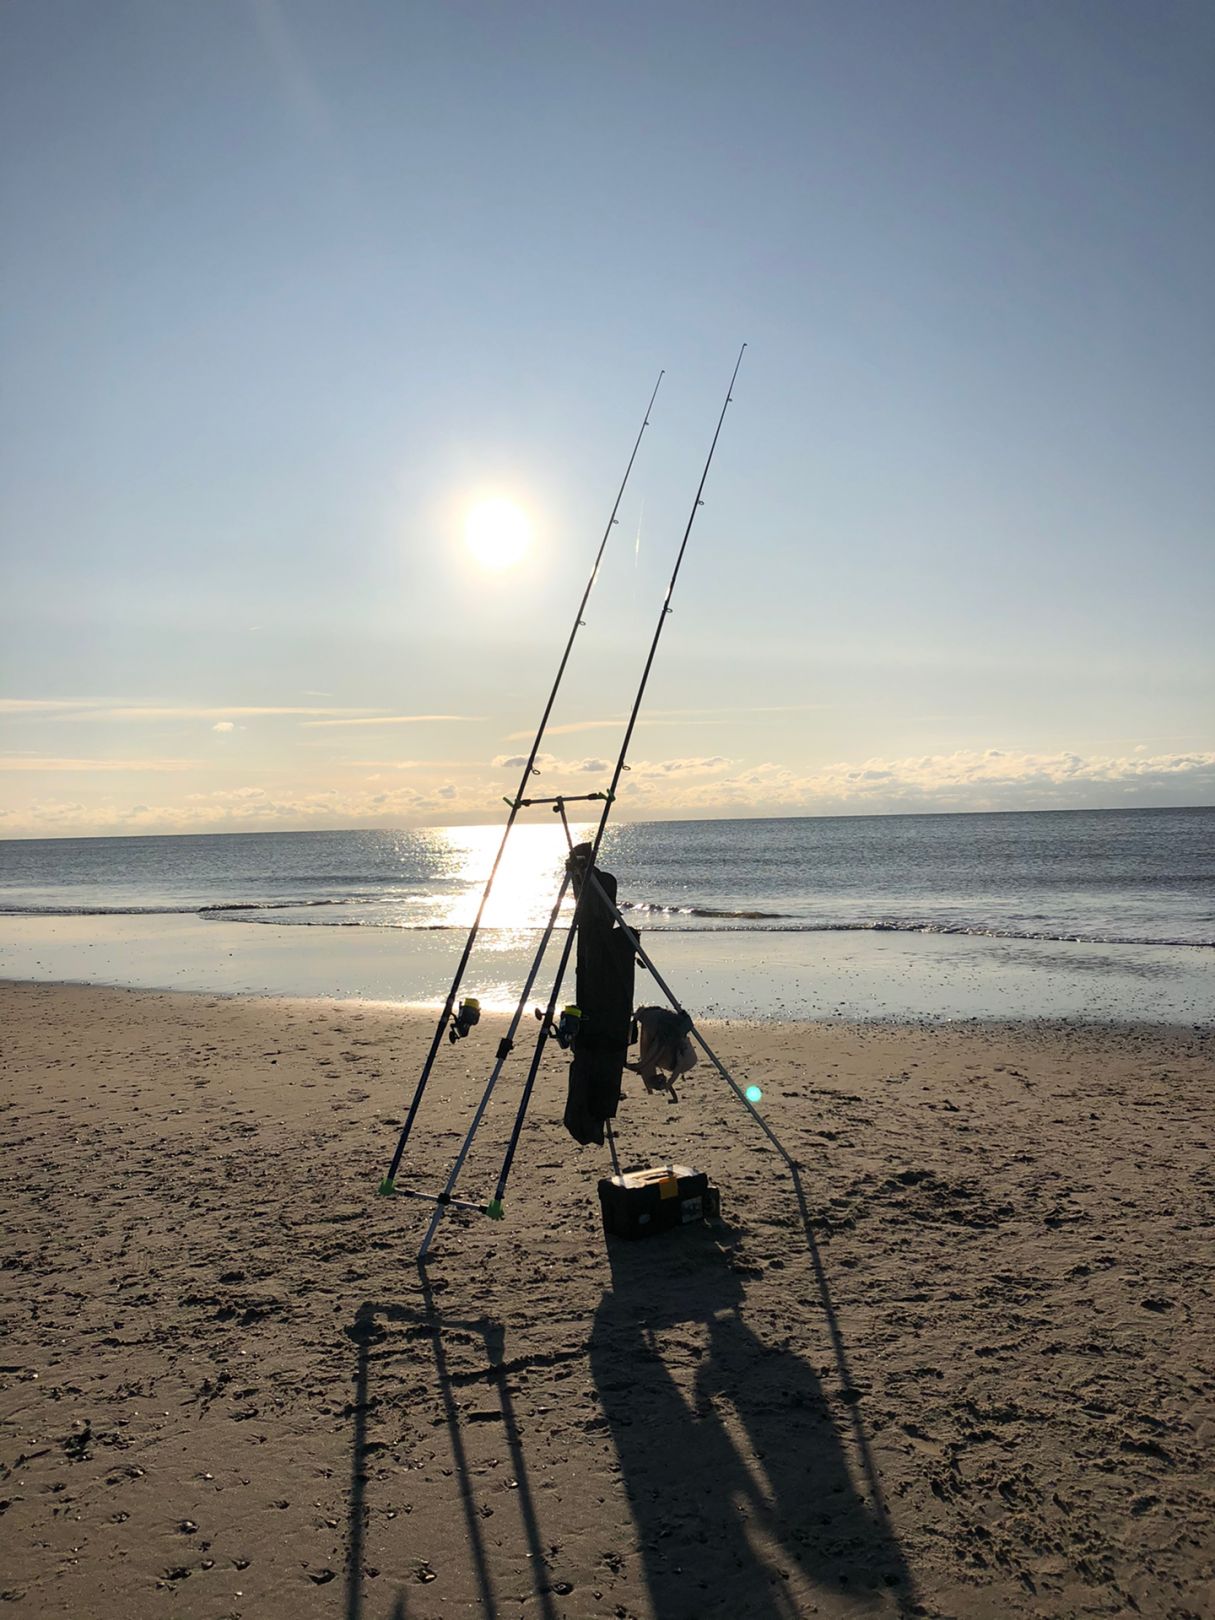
1, 808, 1212, 946
2, 809, 1212, 1021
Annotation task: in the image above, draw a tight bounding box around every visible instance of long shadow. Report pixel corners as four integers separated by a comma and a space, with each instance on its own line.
590, 1192, 916, 1619
343, 1281, 560, 1620
345, 1148, 913, 1616
786, 1161, 909, 1586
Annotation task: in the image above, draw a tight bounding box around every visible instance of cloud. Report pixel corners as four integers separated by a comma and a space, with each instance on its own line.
504, 718, 631, 742
349, 758, 474, 770
104, 705, 367, 721
212, 721, 236, 734
0, 757, 199, 773
0, 699, 98, 714
3, 745, 1211, 838
502, 705, 837, 742
23, 780, 477, 833
625, 756, 733, 778
301, 714, 482, 729
0, 698, 382, 722
641, 705, 838, 720
184, 786, 268, 804
613, 747, 1215, 815
491, 752, 559, 771
490, 751, 619, 777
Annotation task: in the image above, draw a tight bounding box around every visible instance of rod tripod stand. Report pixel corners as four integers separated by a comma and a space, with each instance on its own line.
378, 347, 753, 1261
388, 794, 790, 1261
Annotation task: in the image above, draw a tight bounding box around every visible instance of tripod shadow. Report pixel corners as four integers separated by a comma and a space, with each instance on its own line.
344, 1147, 912, 1616
343, 1281, 560, 1620
590, 1205, 913, 1619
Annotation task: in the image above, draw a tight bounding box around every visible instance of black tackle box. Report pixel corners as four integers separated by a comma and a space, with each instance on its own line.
597, 1163, 719, 1240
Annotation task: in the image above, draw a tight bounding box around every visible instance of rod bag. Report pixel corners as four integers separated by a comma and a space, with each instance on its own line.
562, 842, 637, 1145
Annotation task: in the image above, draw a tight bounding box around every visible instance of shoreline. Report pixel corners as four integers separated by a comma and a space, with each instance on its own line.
2, 910, 1211, 1025
1, 974, 1210, 1040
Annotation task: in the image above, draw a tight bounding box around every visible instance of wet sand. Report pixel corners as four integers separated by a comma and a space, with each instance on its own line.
2, 909, 1211, 1024
1, 981, 1212, 1619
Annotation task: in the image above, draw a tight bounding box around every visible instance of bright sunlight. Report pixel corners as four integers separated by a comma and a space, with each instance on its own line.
464, 497, 532, 571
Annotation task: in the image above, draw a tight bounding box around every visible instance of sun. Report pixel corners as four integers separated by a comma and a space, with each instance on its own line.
464, 498, 531, 572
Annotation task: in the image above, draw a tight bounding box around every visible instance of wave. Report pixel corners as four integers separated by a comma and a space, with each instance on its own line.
3, 898, 1209, 948
198, 899, 357, 913
192, 918, 1213, 948
620, 900, 791, 920
0, 897, 363, 918
0, 903, 201, 917
195, 916, 1213, 948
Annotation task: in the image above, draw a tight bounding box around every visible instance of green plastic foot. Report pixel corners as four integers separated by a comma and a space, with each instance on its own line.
485, 1198, 504, 1221
377, 1178, 396, 1196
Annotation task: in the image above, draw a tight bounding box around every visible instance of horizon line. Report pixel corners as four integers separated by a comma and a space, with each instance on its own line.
1, 800, 1211, 844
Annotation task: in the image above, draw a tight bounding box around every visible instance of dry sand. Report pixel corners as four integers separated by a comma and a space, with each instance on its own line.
1, 981, 1212, 1619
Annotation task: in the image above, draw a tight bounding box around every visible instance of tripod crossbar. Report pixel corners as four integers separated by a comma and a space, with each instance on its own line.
506, 792, 612, 809
381, 1185, 489, 1215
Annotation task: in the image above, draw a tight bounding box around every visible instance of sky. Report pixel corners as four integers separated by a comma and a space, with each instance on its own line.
2, 0, 1212, 837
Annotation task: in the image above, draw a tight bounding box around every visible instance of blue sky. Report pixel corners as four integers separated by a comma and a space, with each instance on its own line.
2, 0, 1212, 835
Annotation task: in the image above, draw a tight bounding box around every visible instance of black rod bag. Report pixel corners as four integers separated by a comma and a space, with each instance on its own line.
563, 843, 636, 1146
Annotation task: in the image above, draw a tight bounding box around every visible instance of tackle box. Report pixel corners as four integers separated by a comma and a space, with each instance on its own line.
597, 1163, 719, 1239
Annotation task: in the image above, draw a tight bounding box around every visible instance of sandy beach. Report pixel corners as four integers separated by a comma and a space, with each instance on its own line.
2, 979, 1212, 1618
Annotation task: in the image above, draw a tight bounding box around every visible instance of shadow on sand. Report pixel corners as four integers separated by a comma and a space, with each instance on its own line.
591, 1205, 913, 1619
344, 1164, 914, 1619
343, 1276, 564, 1620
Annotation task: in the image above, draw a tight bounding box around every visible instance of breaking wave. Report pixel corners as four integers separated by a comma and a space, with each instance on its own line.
2, 897, 1209, 948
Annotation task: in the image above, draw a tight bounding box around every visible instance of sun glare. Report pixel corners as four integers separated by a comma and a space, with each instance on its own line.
465, 498, 531, 572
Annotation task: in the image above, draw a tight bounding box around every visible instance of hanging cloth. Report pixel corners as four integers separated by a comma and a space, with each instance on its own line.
562, 843, 637, 1146
628, 1005, 697, 1096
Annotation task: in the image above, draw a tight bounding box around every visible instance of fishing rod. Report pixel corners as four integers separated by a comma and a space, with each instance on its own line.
486, 344, 746, 1219
413, 869, 575, 1257
379, 370, 665, 1195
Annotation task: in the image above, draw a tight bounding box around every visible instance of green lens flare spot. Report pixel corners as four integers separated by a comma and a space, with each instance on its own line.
744, 1085, 763, 1105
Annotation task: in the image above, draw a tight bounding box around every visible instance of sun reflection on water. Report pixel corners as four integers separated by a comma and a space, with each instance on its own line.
416, 820, 592, 943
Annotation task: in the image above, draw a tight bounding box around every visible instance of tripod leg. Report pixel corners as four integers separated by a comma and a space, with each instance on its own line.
417, 873, 573, 1262
605, 1117, 622, 1179
585, 872, 796, 1171
488, 891, 583, 1211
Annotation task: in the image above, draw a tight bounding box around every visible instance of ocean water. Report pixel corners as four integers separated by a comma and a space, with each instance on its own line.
1, 807, 1212, 948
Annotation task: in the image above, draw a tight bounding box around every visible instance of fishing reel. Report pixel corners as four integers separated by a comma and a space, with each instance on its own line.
534, 1003, 582, 1050
448, 997, 481, 1043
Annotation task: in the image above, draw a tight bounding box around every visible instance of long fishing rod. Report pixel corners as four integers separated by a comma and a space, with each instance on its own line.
488, 344, 746, 1215
379, 370, 664, 1195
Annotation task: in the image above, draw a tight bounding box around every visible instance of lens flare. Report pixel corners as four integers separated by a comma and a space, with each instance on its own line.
744, 1084, 763, 1104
